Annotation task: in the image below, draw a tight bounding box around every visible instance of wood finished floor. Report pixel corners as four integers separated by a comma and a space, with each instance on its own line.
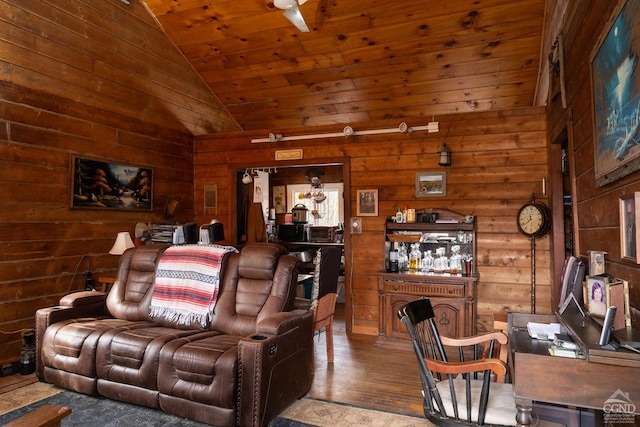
309, 303, 424, 417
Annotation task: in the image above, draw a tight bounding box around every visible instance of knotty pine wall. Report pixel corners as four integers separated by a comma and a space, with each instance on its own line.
0, 0, 234, 362
547, 0, 640, 320
194, 107, 550, 335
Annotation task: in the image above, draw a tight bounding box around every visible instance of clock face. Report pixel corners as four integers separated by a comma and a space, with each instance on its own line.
517, 202, 551, 237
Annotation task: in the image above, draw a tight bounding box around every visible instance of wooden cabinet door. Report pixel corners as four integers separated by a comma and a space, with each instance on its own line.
428, 296, 465, 338
385, 294, 465, 340
385, 293, 419, 340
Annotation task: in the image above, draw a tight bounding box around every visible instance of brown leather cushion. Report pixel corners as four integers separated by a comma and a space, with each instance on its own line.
41, 318, 152, 378
157, 331, 239, 408
40, 245, 169, 388
95, 325, 200, 390
209, 244, 299, 336
106, 244, 168, 321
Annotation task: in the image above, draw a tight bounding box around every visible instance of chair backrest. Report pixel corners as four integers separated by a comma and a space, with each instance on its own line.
309, 246, 342, 310
209, 243, 299, 336
106, 244, 169, 321
398, 298, 507, 426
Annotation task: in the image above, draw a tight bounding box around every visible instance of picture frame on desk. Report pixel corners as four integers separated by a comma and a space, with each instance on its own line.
586, 275, 608, 318
584, 275, 630, 330
607, 279, 631, 329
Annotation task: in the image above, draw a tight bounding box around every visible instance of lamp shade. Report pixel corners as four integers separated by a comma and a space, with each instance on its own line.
208, 221, 225, 243
109, 231, 135, 255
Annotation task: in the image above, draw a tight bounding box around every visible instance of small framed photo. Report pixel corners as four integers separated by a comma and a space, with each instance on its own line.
586, 275, 608, 318
415, 171, 446, 197
619, 193, 640, 263
356, 189, 378, 216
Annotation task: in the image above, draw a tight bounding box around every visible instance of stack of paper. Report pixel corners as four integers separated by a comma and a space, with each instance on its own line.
549, 345, 578, 358
526, 322, 562, 340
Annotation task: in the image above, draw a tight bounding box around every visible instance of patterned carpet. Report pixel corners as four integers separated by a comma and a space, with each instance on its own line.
0, 382, 432, 426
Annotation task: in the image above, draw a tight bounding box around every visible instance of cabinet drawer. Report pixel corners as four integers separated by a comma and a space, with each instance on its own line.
383, 280, 464, 298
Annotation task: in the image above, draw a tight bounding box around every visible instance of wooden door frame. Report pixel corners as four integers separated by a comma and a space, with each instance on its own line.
549, 120, 579, 307
227, 157, 353, 334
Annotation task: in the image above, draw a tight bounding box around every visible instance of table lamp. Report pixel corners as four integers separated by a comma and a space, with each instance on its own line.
109, 231, 135, 255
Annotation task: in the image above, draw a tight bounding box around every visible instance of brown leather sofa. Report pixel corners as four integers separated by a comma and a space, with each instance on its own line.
35, 243, 314, 426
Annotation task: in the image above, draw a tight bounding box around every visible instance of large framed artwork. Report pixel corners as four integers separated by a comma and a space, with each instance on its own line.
590, 0, 640, 187
71, 156, 153, 211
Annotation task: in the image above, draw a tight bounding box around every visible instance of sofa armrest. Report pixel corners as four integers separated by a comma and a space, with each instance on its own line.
35, 292, 110, 379
238, 310, 313, 427
59, 291, 109, 308
255, 309, 309, 335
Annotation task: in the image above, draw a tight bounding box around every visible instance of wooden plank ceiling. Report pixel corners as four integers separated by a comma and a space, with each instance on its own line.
142, 0, 546, 132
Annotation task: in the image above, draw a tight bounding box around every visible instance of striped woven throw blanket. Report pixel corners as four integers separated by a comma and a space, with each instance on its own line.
150, 244, 238, 328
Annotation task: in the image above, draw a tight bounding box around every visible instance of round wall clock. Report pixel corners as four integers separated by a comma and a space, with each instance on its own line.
517, 200, 551, 238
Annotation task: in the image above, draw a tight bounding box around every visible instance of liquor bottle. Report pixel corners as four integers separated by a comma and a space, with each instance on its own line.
395, 208, 403, 223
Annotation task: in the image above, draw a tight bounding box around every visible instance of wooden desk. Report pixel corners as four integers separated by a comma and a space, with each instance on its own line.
508, 311, 640, 426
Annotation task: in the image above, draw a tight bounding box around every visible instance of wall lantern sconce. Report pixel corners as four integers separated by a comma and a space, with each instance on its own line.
438, 143, 451, 166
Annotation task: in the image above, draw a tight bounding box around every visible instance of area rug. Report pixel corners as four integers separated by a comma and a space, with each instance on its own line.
0, 382, 61, 416
0, 382, 432, 426
277, 397, 432, 426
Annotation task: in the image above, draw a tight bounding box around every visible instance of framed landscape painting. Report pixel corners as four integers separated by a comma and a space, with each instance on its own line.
415, 171, 446, 197
590, 0, 640, 186
71, 156, 153, 211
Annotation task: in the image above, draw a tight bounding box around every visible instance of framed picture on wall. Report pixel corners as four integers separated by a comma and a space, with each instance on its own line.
415, 171, 446, 197
356, 189, 378, 216
70, 156, 152, 211
590, 0, 640, 187
204, 182, 218, 215
273, 185, 286, 214
619, 193, 640, 263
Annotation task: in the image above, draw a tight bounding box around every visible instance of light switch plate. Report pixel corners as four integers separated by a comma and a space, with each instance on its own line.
351, 217, 362, 234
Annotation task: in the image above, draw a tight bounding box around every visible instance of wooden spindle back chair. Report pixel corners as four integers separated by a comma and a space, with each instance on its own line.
398, 298, 517, 426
